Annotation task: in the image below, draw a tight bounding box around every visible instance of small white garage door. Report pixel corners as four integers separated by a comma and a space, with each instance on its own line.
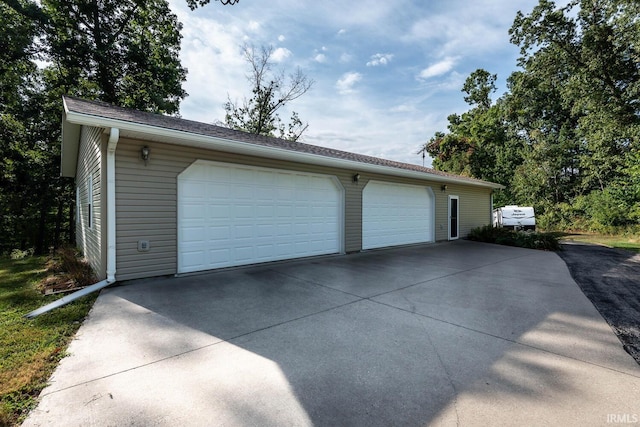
362, 181, 434, 250
178, 161, 342, 273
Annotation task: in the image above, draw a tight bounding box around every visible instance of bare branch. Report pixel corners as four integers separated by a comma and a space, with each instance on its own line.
224, 44, 313, 141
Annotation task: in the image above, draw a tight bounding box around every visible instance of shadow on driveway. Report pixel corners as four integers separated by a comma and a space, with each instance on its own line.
23, 241, 640, 426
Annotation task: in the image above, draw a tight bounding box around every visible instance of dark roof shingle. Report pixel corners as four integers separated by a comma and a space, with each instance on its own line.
63, 96, 500, 188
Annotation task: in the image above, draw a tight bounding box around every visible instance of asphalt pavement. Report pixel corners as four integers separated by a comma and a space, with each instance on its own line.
558, 241, 640, 364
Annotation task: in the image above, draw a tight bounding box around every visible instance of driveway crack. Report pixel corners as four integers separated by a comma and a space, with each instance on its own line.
421, 319, 461, 426
370, 298, 640, 379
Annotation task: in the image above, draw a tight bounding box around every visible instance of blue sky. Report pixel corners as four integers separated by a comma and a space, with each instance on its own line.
168, 0, 553, 167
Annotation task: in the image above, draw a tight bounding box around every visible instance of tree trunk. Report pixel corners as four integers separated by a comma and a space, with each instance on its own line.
69, 201, 76, 245
35, 198, 48, 255
54, 196, 64, 249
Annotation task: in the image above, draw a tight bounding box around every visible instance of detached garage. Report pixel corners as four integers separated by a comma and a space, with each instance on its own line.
61, 96, 502, 283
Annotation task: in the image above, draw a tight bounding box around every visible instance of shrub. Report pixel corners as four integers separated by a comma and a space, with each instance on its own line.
9, 248, 34, 260
39, 247, 96, 293
468, 225, 561, 251
468, 225, 514, 242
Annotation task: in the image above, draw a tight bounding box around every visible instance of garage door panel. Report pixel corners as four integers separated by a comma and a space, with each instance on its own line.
362, 181, 433, 250
178, 161, 342, 273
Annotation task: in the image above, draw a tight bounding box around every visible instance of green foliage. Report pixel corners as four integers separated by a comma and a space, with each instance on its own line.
185, 0, 238, 10
468, 225, 561, 251
429, 0, 639, 232
462, 69, 497, 110
424, 69, 525, 206
1, 0, 188, 254
42, 0, 187, 114
224, 44, 314, 141
10, 249, 34, 261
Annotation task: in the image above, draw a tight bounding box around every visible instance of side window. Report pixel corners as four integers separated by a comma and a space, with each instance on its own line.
87, 174, 93, 229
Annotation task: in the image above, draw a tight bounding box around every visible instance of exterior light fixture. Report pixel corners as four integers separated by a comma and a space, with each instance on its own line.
353, 173, 360, 183
441, 184, 448, 192
141, 146, 150, 165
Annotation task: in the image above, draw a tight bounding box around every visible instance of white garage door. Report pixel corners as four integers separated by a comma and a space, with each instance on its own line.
178, 161, 342, 273
362, 181, 434, 250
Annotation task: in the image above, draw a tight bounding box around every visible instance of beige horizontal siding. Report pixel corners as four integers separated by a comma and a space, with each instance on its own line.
75, 125, 105, 279
433, 184, 492, 240
114, 137, 492, 280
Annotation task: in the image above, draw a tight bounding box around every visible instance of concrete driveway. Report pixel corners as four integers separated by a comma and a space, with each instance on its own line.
24, 241, 640, 426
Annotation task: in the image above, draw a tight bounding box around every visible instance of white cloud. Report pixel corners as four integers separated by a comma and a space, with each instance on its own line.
419, 57, 457, 79
167, 0, 535, 167
247, 21, 261, 32
390, 104, 415, 113
340, 53, 352, 63
270, 47, 292, 62
366, 53, 393, 67
336, 72, 362, 94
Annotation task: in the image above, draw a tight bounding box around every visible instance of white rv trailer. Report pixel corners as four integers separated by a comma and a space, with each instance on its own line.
492, 205, 536, 231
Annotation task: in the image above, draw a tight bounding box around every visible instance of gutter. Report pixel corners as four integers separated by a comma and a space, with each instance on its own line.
25, 128, 120, 319
63, 108, 504, 190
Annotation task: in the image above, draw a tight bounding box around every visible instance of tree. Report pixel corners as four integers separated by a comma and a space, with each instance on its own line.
185, 0, 238, 8
423, 1, 639, 229
40, 0, 187, 114
506, 0, 640, 228
510, 0, 640, 193
0, 2, 47, 253
224, 44, 314, 141
423, 69, 524, 205
462, 69, 497, 110
1, 0, 189, 253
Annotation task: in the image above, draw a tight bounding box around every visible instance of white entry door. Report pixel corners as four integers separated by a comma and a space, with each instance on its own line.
178, 161, 342, 273
362, 181, 434, 250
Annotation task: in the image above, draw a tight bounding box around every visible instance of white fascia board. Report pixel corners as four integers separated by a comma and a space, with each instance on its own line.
63, 109, 504, 190
61, 110, 81, 178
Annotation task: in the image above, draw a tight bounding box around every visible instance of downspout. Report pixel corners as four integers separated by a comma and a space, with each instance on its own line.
25, 128, 119, 319
106, 127, 119, 283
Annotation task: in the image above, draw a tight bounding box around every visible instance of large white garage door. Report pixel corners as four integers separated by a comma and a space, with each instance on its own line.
362, 181, 434, 250
178, 161, 342, 273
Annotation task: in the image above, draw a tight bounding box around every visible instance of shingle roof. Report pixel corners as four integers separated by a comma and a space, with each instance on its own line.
63, 96, 501, 188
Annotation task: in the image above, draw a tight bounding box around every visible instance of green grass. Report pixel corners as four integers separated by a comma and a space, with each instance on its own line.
0, 256, 97, 427
557, 232, 640, 253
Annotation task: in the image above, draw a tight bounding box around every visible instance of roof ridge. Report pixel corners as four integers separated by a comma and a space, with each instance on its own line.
62, 95, 501, 187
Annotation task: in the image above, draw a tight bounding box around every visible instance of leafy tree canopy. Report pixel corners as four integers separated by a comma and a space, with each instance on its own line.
425, 0, 639, 230
1, 0, 189, 253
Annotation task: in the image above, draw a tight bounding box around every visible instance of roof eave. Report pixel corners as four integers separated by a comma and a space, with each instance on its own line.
61, 101, 82, 178
63, 107, 504, 190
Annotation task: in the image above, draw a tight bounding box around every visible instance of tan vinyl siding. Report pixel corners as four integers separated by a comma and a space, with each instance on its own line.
457, 186, 492, 238
75, 125, 105, 279
432, 184, 492, 240
114, 137, 492, 280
